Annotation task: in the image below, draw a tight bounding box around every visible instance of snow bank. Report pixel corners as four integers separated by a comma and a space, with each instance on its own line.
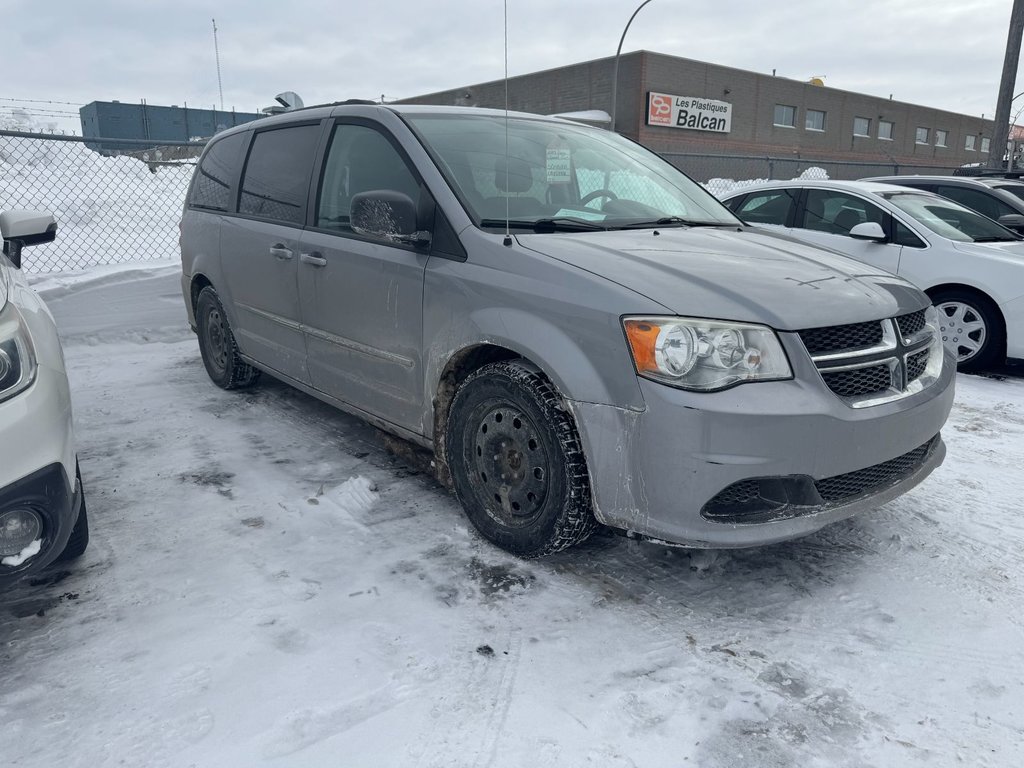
704, 167, 829, 199
0, 132, 195, 273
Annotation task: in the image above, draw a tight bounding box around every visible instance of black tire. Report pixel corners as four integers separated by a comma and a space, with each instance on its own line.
195, 286, 261, 389
930, 289, 1004, 372
446, 360, 596, 558
57, 464, 89, 562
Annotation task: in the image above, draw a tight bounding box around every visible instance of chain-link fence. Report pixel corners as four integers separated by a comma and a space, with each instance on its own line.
0, 130, 203, 273
0, 128, 978, 275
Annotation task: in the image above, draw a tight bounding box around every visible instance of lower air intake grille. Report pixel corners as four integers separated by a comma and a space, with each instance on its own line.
815, 438, 936, 502
701, 435, 939, 523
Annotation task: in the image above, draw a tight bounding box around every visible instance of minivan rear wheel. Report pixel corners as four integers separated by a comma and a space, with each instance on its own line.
446, 360, 596, 558
195, 286, 261, 389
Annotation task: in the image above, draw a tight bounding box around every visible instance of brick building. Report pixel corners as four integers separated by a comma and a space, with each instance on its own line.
399, 51, 996, 178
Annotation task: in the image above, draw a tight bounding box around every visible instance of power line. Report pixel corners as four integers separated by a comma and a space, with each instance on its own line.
0, 97, 84, 106
0, 106, 80, 116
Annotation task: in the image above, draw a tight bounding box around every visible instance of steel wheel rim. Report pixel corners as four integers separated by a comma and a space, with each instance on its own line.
204, 306, 230, 373
470, 403, 550, 528
936, 301, 987, 362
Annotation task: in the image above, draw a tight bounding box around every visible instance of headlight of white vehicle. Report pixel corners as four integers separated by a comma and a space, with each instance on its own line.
623, 316, 792, 391
0, 303, 37, 403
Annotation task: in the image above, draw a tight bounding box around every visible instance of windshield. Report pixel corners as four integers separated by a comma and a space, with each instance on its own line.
404, 113, 739, 230
992, 183, 1024, 203
879, 191, 1020, 243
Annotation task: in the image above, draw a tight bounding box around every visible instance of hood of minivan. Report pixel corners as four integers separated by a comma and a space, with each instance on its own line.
516, 226, 926, 330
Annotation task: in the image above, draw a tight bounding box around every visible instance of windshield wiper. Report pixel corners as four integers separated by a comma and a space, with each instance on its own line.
972, 235, 1020, 242
617, 217, 735, 229
479, 217, 607, 232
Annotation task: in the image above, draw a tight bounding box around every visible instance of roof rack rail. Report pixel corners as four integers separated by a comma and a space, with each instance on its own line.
951, 167, 1024, 178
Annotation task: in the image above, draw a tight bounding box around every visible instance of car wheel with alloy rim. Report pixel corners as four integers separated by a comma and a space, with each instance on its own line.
931, 289, 1004, 372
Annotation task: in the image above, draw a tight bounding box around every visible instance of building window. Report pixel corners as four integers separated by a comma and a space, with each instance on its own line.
935, 129, 948, 147
853, 117, 871, 137
981, 137, 991, 153
878, 120, 894, 140
805, 109, 826, 131
966, 135, 977, 151
916, 127, 929, 144
774, 104, 797, 127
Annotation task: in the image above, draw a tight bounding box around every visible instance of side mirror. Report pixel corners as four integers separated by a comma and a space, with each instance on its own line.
0, 210, 57, 269
350, 191, 431, 247
997, 213, 1024, 232
848, 221, 886, 242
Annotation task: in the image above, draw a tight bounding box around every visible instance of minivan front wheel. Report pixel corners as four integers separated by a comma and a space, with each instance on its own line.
446, 360, 596, 558
195, 286, 261, 389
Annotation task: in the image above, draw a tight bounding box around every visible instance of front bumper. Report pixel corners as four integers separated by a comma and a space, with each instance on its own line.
0, 362, 79, 584
1001, 294, 1024, 360
0, 463, 80, 585
571, 344, 956, 548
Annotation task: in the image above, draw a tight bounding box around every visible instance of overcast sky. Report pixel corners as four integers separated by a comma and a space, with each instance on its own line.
3, 0, 1022, 133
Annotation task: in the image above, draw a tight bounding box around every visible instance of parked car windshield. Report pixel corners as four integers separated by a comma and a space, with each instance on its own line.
991, 183, 1024, 202
405, 113, 739, 230
879, 191, 1020, 243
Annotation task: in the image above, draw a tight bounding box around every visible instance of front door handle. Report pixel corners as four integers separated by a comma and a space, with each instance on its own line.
300, 252, 328, 267
270, 244, 293, 260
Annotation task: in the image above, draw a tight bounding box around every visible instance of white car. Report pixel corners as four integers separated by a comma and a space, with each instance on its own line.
0, 210, 88, 586
721, 180, 1024, 371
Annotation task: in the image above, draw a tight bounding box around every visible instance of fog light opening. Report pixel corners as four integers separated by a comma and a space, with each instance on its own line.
0, 507, 43, 559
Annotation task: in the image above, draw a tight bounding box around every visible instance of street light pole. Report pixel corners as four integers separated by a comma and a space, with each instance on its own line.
610, 0, 656, 133
990, 0, 1024, 169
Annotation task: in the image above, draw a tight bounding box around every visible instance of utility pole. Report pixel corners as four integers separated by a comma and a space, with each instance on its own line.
990, 0, 1024, 169
212, 19, 225, 113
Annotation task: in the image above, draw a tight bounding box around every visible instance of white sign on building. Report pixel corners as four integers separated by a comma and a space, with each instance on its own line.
646, 92, 732, 133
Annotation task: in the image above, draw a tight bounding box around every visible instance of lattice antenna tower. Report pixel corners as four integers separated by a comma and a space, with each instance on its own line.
212, 18, 224, 112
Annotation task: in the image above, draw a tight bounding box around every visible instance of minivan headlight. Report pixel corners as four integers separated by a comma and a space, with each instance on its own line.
0, 304, 37, 403
623, 316, 791, 391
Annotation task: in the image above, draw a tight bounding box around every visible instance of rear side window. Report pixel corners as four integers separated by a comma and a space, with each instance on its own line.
189, 132, 246, 212
734, 190, 797, 225
239, 124, 322, 225
935, 186, 1015, 221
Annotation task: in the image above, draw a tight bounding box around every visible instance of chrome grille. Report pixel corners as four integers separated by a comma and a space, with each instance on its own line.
798, 320, 884, 355
906, 349, 929, 383
896, 310, 927, 339
798, 311, 936, 407
821, 364, 892, 398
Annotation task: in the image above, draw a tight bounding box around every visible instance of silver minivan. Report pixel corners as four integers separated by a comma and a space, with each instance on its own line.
179, 104, 955, 557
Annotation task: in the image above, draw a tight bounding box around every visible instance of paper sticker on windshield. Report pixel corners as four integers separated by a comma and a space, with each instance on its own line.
546, 147, 571, 184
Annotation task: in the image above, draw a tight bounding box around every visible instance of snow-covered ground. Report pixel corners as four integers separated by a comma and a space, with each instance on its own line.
1, 265, 1022, 766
